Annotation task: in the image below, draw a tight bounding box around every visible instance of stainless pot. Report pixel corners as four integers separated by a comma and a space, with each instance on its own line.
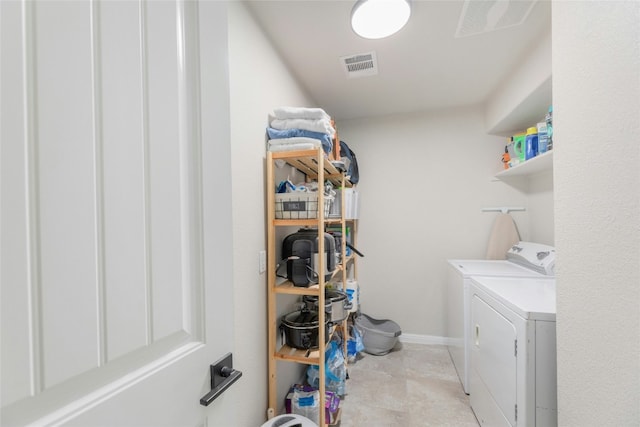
303, 290, 352, 325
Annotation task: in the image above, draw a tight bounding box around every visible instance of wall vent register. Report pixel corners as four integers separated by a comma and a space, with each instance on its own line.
340, 51, 378, 78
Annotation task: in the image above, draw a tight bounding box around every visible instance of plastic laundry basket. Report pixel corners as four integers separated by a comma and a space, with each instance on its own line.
260, 414, 318, 427
355, 313, 402, 356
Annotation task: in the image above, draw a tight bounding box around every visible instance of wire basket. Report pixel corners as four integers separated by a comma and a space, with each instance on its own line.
275, 192, 333, 219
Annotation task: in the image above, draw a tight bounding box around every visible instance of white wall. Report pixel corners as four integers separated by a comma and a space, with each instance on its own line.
224, 3, 640, 426
483, 31, 555, 247
230, 2, 640, 425
484, 31, 552, 137
337, 107, 530, 338
553, 2, 640, 425
227, 3, 318, 425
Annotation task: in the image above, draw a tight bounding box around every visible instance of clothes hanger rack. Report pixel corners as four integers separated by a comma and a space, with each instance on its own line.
481, 207, 526, 214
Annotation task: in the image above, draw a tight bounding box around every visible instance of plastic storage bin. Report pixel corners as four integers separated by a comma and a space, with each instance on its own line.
355, 313, 402, 355
327, 188, 359, 219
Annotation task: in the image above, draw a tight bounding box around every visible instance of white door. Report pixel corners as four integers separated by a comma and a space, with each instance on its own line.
1, 1, 236, 426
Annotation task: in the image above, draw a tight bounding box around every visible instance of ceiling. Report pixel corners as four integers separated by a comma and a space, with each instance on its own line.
245, 0, 551, 121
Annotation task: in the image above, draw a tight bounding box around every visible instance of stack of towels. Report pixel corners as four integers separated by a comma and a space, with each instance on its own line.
267, 107, 335, 155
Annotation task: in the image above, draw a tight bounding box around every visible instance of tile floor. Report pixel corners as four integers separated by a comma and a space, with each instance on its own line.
338, 343, 479, 426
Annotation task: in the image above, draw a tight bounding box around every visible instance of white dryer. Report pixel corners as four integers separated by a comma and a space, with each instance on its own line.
469, 276, 557, 427
446, 242, 555, 394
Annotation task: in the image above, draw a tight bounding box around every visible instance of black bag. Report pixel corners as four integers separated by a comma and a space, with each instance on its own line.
340, 140, 360, 185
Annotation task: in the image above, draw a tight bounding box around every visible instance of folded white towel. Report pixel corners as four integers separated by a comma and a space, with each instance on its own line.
270, 118, 335, 138
268, 142, 319, 152
273, 106, 330, 121
268, 137, 321, 146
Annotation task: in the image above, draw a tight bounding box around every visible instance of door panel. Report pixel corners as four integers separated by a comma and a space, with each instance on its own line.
145, 0, 185, 342
99, 0, 148, 362
472, 294, 517, 426
1, 1, 234, 425
35, 0, 100, 389
1, 0, 32, 402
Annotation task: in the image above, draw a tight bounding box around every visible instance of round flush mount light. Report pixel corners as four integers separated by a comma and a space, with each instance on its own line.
351, 0, 411, 39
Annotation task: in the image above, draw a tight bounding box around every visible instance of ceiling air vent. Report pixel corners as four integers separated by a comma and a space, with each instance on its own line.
455, 0, 537, 38
340, 51, 378, 78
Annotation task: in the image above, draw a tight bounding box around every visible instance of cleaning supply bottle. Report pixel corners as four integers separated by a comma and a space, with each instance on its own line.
525, 127, 538, 160
537, 121, 548, 154
501, 145, 510, 169
512, 132, 526, 163
545, 105, 553, 150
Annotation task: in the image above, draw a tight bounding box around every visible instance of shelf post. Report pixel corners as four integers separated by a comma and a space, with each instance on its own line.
316, 147, 326, 427
266, 151, 277, 416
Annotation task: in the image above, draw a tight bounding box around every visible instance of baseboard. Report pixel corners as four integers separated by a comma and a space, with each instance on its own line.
398, 333, 450, 346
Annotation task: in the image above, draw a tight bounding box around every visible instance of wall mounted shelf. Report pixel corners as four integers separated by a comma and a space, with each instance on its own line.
495, 150, 553, 180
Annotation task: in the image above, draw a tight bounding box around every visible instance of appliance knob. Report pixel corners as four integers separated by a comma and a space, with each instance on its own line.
537, 251, 549, 260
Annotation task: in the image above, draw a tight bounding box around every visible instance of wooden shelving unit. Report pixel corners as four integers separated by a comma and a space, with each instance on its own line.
266, 148, 352, 427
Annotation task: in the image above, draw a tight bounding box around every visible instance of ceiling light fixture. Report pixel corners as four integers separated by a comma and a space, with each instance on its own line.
351, 0, 411, 39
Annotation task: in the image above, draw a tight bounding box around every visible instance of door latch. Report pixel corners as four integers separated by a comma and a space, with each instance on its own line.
199, 352, 243, 406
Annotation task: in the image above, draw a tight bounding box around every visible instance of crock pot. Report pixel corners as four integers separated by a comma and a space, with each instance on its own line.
281, 308, 329, 350
303, 290, 352, 325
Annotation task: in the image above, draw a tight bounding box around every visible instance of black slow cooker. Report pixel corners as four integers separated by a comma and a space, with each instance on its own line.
280, 308, 329, 350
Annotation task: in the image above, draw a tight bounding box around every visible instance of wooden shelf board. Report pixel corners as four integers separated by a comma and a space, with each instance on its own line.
275, 345, 320, 365
273, 218, 342, 227
276, 265, 346, 289
271, 149, 346, 187
274, 281, 321, 295
324, 218, 343, 224
274, 219, 321, 227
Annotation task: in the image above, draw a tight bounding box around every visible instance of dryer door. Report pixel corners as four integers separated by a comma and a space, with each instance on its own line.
471, 294, 517, 426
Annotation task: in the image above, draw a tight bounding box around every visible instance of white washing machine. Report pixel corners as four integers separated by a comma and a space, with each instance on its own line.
469, 276, 557, 427
446, 242, 555, 394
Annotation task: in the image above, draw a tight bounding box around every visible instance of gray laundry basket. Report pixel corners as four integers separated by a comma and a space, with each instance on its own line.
355, 313, 402, 355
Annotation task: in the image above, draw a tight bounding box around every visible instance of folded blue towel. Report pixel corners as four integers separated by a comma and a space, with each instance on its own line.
267, 127, 332, 155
